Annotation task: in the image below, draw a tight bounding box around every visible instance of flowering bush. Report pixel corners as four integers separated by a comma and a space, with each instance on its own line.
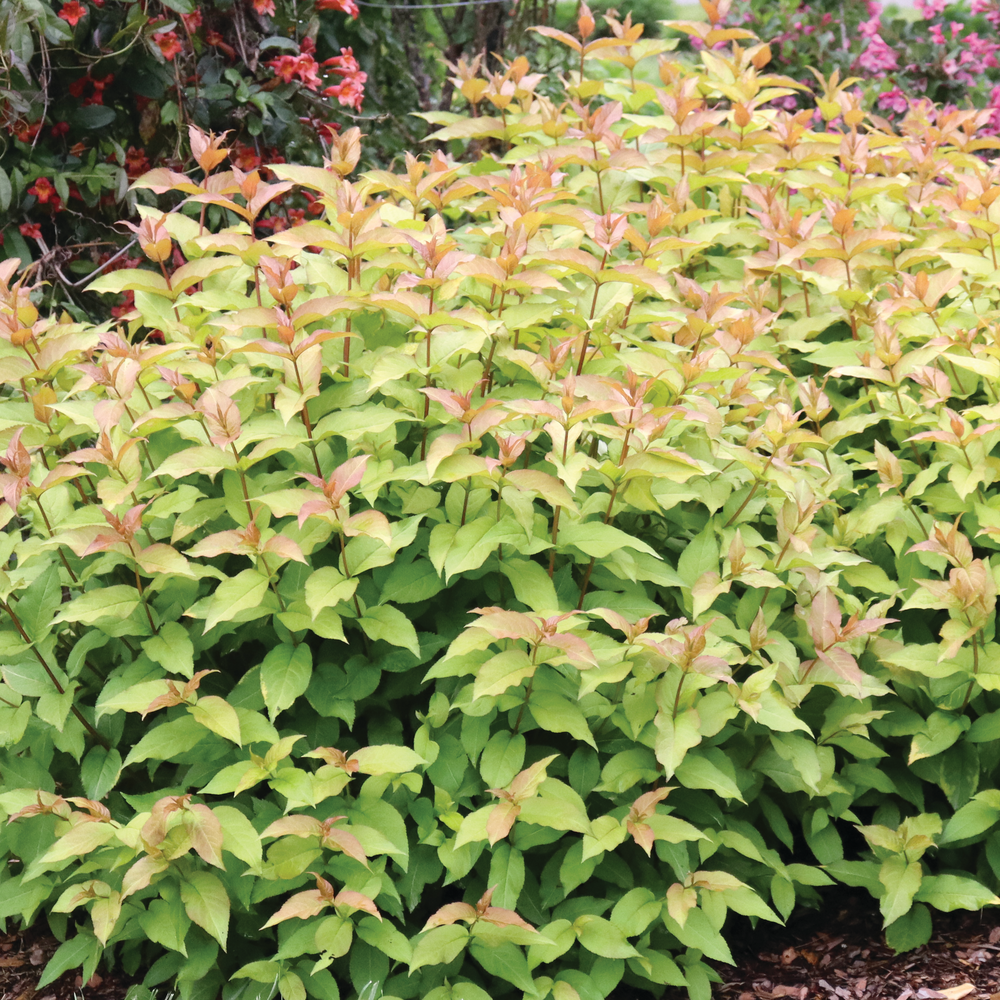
699, 0, 1000, 130
0, 0, 397, 306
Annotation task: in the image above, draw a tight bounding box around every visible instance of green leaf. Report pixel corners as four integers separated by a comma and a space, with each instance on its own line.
351, 744, 427, 775
878, 854, 923, 926
487, 843, 525, 910
202, 569, 272, 633
357, 915, 413, 964
469, 940, 535, 993
53, 585, 140, 626
677, 526, 719, 588
409, 925, 469, 972
662, 907, 733, 964
499, 558, 559, 612
474, 648, 535, 700
73, 105, 116, 129
675, 747, 744, 801
260, 643, 313, 722
215, 805, 264, 873
559, 521, 660, 559
180, 870, 230, 948
654, 707, 702, 777
15, 564, 61, 642
124, 714, 208, 766
573, 915, 640, 959
528, 691, 596, 748
190, 696, 243, 744
380, 559, 444, 604
144, 622, 195, 678
0, 874, 53, 921
914, 874, 1000, 911
305, 566, 358, 618
885, 904, 933, 954
80, 747, 122, 801
939, 790, 1000, 844
358, 605, 420, 656
37, 934, 101, 989
138, 890, 190, 956
518, 779, 591, 834
610, 888, 661, 938
480, 732, 526, 788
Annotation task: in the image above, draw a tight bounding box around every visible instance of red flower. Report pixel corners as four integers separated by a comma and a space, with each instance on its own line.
205, 30, 236, 59
13, 121, 41, 143
230, 143, 262, 171
252, 0, 276, 14
180, 9, 202, 30
124, 146, 151, 178
322, 48, 366, 111
28, 178, 57, 204
69, 75, 89, 98
58, 2, 87, 26
266, 53, 322, 90
154, 31, 183, 61
315, 0, 359, 16
50, 121, 70, 138
19, 223, 42, 241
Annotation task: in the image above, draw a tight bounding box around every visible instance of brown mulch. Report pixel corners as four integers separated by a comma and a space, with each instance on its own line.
8, 892, 1000, 1000
702, 891, 1000, 1000
0, 929, 136, 1000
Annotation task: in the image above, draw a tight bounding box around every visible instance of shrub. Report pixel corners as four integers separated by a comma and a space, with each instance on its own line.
711, 0, 1000, 128
5, 4, 1000, 1000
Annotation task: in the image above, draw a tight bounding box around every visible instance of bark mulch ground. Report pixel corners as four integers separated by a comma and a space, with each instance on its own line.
0, 929, 136, 1000
7, 892, 1000, 1000
682, 890, 1000, 1000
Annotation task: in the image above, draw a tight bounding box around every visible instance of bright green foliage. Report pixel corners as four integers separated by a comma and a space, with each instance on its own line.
5, 3, 1000, 999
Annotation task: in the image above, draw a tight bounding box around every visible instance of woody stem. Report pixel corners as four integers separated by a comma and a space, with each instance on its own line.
258, 553, 286, 613
34, 494, 78, 584
0, 599, 109, 748
230, 443, 254, 521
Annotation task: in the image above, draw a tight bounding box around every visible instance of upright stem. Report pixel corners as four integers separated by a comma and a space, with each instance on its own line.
258, 553, 286, 613
133, 561, 157, 632
0, 599, 109, 748
230, 443, 254, 521
513, 646, 540, 734
34, 494, 78, 584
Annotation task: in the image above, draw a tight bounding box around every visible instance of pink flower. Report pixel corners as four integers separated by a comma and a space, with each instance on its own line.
916, 0, 948, 17
928, 23, 946, 44
859, 14, 881, 38
857, 33, 899, 76
315, 0, 360, 16
877, 87, 909, 114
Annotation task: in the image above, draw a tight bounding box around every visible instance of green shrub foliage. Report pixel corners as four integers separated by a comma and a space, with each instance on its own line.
5, 4, 1000, 999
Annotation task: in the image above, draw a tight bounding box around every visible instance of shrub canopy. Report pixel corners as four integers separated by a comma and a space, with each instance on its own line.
5, 4, 1000, 1000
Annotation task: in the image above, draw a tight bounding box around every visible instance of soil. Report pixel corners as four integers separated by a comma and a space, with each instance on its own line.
666, 890, 1000, 1000
0, 929, 137, 1000
7, 892, 1000, 1000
